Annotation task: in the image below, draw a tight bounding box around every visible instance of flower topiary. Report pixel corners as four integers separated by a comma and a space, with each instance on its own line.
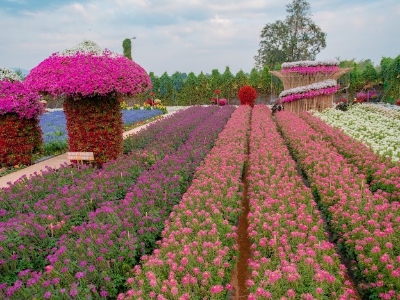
25, 40, 152, 165
238, 85, 257, 107
0, 80, 44, 166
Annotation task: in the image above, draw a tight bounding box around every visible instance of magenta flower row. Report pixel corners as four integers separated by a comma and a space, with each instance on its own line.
301, 112, 400, 202
276, 111, 400, 299
246, 105, 357, 299
25, 51, 152, 98
281, 65, 339, 74
279, 85, 340, 104
0, 80, 44, 119
120, 105, 252, 299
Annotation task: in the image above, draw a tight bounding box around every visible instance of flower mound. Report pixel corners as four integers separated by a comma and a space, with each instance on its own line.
25, 50, 151, 98
0, 80, 44, 119
238, 85, 257, 107
0, 80, 44, 166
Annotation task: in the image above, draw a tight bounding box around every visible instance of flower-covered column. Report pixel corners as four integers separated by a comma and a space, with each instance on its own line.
0, 69, 44, 167
25, 40, 152, 165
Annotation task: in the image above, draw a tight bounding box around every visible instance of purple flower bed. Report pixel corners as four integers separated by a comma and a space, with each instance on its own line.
39, 109, 163, 144
0, 106, 235, 298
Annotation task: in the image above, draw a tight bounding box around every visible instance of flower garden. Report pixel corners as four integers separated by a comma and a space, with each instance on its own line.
1, 41, 400, 299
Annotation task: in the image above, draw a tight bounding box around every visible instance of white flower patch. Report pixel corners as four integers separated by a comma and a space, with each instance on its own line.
61, 40, 103, 56
314, 105, 400, 162
0, 67, 22, 82
281, 59, 339, 69
279, 79, 338, 98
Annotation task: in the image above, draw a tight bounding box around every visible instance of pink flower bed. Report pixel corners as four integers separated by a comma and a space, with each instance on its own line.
280, 85, 339, 104
246, 105, 357, 298
119, 105, 252, 299
276, 111, 400, 299
301, 112, 400, 202
281, 65, 339, 74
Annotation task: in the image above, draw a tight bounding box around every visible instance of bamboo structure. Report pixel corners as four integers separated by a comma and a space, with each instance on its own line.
270, 67, 352, 113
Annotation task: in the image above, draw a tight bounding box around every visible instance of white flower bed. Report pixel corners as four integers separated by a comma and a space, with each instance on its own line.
281, 59, 339, 69
313, 105, 400, 162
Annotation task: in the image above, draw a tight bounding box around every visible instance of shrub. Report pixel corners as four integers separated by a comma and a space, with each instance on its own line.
238, 85, 257, 107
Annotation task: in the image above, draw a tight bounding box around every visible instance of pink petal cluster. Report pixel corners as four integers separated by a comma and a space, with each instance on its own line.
0, 80, 44, 119
276, 111, 400, 298
25, 50, 151, 98
281, 65, 339, 74
119, 105, 252, 299
279, 85, 340, 104
246, 105, 357, 298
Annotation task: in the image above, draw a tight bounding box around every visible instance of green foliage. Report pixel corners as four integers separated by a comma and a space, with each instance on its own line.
255, 0, 326, 69
122, 38, 132, 60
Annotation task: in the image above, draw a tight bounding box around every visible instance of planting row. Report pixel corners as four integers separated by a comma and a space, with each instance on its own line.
119, 105, 252, 299
246, 105, 357, 298
300, 111, 400, 203
313, 105, 400, 162
0, 106, 234, 298
276, 111, 400, 299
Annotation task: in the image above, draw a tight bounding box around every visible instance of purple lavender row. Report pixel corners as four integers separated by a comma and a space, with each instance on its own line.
0, 106, 219, 289
2, 106, 235, 299
300, 111, 400, 202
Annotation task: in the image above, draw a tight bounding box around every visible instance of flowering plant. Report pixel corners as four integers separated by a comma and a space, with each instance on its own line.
0, 67, 22, 82
279, 79, 339, 103
0, 80, 44, 119
395, 99, 400, 106
25, 43, 151, 99
60, 40, 103, 56
281, 59, 339, 74
238, 85, 257, 107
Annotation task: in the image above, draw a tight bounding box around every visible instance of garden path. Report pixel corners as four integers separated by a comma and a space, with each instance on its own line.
0, 106, 187, 189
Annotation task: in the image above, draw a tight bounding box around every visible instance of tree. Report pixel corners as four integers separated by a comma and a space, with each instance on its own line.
221, 66, 235, 102
122, 38, 132, 60
254, 0, 326, 69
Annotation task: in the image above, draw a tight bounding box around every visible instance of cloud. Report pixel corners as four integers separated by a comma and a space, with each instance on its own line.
0, 0, 399, 75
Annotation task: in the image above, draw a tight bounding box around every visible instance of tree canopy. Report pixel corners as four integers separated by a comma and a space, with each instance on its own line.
254, 0, 326, 69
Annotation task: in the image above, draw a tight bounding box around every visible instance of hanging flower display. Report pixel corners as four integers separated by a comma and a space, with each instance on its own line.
281, 59, 340, 74
279, 79, 340, 104
25, 40, 152, 165
238, 85, 257, 107
0, 78, 44, 167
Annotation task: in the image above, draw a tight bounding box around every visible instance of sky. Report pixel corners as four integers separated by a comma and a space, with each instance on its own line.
0, 0, 399, 76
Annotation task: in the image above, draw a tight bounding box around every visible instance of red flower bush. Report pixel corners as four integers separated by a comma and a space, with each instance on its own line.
63, 95, 123, 165
395, 99, 400, 106
218, 98, 227, 106
0, 114, 43, 167
0, 80, 44, 167
238, 85, 257, 107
